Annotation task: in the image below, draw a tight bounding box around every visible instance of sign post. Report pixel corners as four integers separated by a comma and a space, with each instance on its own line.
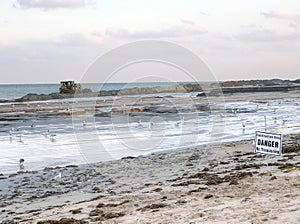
255, 131, 282, 156
255, 131, 283, 176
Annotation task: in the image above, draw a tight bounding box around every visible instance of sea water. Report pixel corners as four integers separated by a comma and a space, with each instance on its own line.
0, 82, 193, 100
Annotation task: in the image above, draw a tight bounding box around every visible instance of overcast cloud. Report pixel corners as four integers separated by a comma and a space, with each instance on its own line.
261, 10, 300, 24
105, 25, 207, 39
1, 0, 300, 83
14, 0, 95, 9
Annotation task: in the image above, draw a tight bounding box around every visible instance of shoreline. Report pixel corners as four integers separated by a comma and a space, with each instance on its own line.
1, 131, 299, 176
0, 135, 299, 223
1, 87, 300, 175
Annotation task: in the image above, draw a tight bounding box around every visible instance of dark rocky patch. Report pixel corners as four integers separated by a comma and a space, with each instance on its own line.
94, 211, 125, 221
283, 143, 300, 153
121, 156, 136, 160
175, 199, 187, 204
152, 187, 163, 192
137, 203, 168, 212
37, 218, 87, 224
89, 208, 103, 216
171, 180, 201, 186
204, 194, 213, 199
70, 208, 82, 214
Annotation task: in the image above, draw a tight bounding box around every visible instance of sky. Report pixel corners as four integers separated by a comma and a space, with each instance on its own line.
0, 0, 300, 83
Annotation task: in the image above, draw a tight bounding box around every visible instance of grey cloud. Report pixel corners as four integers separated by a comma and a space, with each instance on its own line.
261, 11, 284, 19
105, 26, 207, 39
0, 35, 107, 83
200, 11, 208, 16
56, 32, 105, 46
236, 29, 300, 42
14, 0, 95, 9
0, 32, 106, 63
240, 24, 263, 29
261, 11, 300, 23
289, 23, 298, 29
181, 19, 195, 26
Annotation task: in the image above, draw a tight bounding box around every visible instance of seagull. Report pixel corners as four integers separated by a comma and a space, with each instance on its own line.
149, 122, 154, 129
16, 133, 23, 142
48, 131, 57, 142
30, 123, 35, 128
83, 120, 87, 127
137, 120, 143, 128
42, 130, 50, 138
10, 127, 16, 133
54, 172, 62, 183
175, 117, 184, 127
232, 108, 238, 115
19, 158, 25, 170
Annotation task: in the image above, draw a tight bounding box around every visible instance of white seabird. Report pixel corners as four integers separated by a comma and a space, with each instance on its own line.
137, 120, 143, 128
54, 172, 62, 183
232, 108, 238, 115
16, 133, 23, 142
149, 122, 154, 129
42, 130, 50, 138
175, 117, 184, 127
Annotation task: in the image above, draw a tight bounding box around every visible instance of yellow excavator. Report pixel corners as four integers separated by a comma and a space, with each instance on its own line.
59, 80, 81, 94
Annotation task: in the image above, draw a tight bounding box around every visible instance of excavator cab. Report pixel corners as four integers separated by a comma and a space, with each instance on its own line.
59, 80, 81, 94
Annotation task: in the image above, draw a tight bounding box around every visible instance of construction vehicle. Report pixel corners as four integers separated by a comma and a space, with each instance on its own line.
59, 80, 81, 94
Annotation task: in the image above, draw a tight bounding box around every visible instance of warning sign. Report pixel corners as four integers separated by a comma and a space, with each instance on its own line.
255, 131, 282, 156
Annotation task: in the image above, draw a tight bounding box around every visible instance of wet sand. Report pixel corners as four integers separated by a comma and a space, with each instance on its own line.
0, 134, 299, 224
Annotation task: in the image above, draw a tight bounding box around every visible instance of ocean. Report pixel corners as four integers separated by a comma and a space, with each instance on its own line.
0, 82, 196, 100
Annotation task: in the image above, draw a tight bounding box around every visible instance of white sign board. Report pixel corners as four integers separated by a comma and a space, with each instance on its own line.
255, 131, 282, 156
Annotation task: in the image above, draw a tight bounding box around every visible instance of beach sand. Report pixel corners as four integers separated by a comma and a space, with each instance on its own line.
0, 134, 299, 224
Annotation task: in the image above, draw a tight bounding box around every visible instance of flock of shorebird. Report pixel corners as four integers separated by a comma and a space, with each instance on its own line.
136, 118, 184, 129
8, 118, 94, 145
8, 126, 57, 143
18, 157, 62, 183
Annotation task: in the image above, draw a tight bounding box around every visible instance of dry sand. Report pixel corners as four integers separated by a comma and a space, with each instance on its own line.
0, 134, 299, 224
